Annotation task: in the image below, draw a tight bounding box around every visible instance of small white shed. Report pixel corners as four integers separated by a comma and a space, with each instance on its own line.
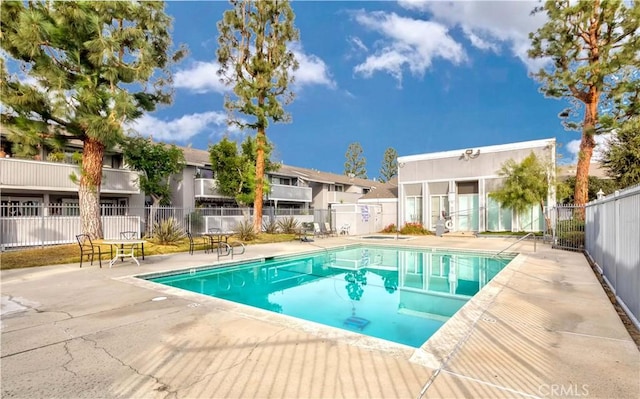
332, 203, 383, 236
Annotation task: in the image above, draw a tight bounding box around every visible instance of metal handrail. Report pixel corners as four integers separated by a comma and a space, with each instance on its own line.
494, 232, 536, 257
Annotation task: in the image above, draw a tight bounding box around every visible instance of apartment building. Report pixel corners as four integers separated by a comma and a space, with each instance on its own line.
0, 135, 145, 217
0, 135, 376, 216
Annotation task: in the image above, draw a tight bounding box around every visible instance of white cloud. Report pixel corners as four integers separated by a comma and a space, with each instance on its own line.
352, 11, 466, 84
565, 134, 611, 163
348, 36, 368, 52
398, 0, 549, 73
291, 45, 336, 89
127, 111, 238, 142
175, 44, 335, 94
174, 61, 228, 94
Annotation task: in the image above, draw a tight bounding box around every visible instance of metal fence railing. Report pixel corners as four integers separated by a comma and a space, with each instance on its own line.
585, 184, 640, 330
0, 204, 334, 250
551, 204, 586, 251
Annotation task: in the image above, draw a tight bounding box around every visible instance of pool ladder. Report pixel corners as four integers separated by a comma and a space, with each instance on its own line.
216, 242, 246, 260
494, 232, 536, 257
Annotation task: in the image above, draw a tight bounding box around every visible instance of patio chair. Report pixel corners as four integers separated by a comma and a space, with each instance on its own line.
324, 222, 337, 237
339, 223, 351, 235
187, 231, 209, 255
76, 234, 103, 268
313, 222, 326, 238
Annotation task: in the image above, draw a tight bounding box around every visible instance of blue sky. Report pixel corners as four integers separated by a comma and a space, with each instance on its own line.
130, 0, 601, 178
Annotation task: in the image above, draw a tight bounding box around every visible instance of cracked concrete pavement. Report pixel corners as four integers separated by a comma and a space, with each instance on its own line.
1, 236, 638, 398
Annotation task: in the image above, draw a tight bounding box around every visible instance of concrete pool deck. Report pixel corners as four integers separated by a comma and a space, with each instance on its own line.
1, 236, 638, 398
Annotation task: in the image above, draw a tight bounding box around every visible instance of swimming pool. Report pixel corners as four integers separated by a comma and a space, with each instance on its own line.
146, 245, 514, 348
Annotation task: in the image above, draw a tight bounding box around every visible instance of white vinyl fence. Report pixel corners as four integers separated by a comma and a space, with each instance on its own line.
585, 184, 640, 330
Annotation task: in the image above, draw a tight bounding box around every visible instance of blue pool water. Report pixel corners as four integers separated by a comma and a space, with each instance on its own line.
147, 245, 514, 348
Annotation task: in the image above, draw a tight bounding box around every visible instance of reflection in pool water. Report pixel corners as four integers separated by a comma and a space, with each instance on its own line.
148, 246, 513, 347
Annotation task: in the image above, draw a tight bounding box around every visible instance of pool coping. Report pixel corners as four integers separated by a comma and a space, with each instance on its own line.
123, 243, 521, 368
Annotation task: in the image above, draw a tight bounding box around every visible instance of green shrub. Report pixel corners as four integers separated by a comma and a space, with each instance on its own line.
555, 218, 585, 249
262, 219, 279, 234
381, 223, 397, 233
235, 219, 257, 241
399, 222, 431, 235
152, 217, 185, 245
277, 217, 299, 234
556, 231, 585, 248
46, 151, 65, 162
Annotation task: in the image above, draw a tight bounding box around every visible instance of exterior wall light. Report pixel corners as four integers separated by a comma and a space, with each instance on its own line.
461, 149, 480, 161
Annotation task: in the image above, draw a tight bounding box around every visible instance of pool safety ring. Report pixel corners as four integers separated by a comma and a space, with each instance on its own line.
445, 220, 453, 229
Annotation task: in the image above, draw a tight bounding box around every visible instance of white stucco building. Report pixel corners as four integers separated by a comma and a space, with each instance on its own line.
396, 138, 557, 233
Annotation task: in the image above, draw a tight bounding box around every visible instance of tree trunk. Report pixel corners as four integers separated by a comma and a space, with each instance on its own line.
574, 1, 600, 214
253, 128, 265, 234
540, 201, 552, 234
574, 98, 597, 211
79, 137, 105, 239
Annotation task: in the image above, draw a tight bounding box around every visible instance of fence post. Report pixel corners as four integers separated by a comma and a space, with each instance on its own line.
40, 204, 45, 248
614, 190, 620, 294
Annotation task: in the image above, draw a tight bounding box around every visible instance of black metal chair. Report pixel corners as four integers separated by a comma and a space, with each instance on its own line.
187, 231, 209, 255
76, 234, 103, 268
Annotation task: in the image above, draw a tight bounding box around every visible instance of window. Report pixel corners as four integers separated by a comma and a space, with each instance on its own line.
272, 176, 292, 186
430, 195, 450, 229
486, 196, 512, 232
405, 196, 423, 224
332, 184, 344, 192
519, 204, 545, 232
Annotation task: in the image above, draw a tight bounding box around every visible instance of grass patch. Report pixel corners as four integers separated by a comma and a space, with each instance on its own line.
0, 233, 298, 270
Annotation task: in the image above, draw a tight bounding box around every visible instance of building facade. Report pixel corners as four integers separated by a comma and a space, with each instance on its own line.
174, 146, 376, 212
0, 134, 375, 217
396, 138, 557, 233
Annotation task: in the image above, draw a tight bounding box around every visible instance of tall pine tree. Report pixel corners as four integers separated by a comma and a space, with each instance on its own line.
217, 0, 299, 233
379, 147, 398, 183
0, 1, 184, 238
528, 0, 640, 208
344, 142, 367, 179
602, 117, 640, 188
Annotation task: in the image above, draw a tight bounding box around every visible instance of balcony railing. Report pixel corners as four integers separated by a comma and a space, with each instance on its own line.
327, 191, 362, 204
0, 157, 140, 194
267, 184, 312, 202
194, 178, 226, 198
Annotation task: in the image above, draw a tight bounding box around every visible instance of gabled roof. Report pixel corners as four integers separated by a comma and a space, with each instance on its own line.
179, 145, 378, 188
359, 177, 398, 200
180, 145, 211, 167
273, 164, 377, 188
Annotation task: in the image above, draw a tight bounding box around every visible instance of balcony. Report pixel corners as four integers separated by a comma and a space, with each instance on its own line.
268, 184, 312, 203
0, 157, 140, 194
327, 191, 362, 204
194, 178, 226, 198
